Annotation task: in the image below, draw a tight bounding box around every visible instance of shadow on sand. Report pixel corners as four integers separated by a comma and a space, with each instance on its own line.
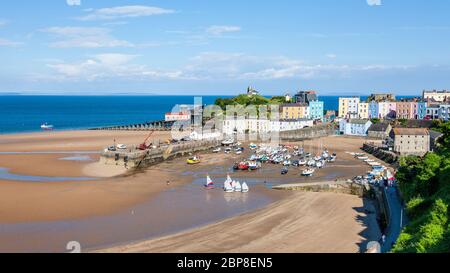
353, 198, 382, 253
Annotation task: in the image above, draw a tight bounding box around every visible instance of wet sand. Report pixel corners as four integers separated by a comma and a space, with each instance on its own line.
0, 130, 177, 223
99, 191, 381, 253
0, 131, 381, 253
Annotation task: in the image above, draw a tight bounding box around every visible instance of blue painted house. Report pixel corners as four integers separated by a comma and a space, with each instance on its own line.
339, 119, 373, 136
309, 100, 324, 121
417, 101, 427, 120
369, 101, 379, 119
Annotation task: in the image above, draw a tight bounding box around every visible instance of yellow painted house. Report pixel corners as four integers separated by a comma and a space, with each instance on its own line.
358, 102, 369, 119
281, 103, 309, 119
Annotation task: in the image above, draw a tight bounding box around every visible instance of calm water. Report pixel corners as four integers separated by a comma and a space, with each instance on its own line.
0, 95, 415, 135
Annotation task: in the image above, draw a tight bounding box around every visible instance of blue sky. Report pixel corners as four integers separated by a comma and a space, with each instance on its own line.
0, 0, 450, 96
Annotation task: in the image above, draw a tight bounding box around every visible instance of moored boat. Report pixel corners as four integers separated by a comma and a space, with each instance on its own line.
187, 156, 201, 165
41, 123, 54, 131
302, 168, 315, 176
238, 162, 249, 170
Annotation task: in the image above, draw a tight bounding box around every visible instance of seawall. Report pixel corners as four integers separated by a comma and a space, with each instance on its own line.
280, 124, 336, 141
100, 139, 220, 169
272, 180, 367, 197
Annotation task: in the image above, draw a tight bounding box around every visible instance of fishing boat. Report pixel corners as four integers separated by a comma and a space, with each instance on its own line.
40, 123, 54, 131
212, 147, 221, 153
298, 159, 307, 166
283, 160, 291, 166
316, 161, 323, 168
248, 161, 260, 171
249, 143, 258, 150
281, 167, 289, 175
307, 159, 316, 167
222, 139, 234, 146
187, 156, 201, 165
302, 168, 315, 176
238, 162, 249, 170
241, 182, 249, 193
234, 181, 242, 192
204, 175, 214, 189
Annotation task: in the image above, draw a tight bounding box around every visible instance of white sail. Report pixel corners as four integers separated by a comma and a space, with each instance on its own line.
226, 175, 232, 183
241, 182, 249, 193
224, 180, 234, 192
205, 175, 214, 187
234, 181, 242, 192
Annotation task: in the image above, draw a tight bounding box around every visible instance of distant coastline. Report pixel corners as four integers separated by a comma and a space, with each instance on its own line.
0, 94, 418, 135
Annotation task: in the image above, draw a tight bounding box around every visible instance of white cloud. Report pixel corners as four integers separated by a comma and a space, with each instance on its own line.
367, 0, 382, 6
41, 26, 134, 48
77, 5, 175, 21
0, 20, 6, 27
206, 25, 241, 36
43, 53, 188, 82
326, 54, 337, 59
66, 0, 81, 6
40, 51, 414, 83
0, 38, 22, 47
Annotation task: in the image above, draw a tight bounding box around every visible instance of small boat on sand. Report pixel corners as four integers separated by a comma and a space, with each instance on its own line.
238, 162, 249, 171
302, 168, 315, 176
187, 156, 201, 165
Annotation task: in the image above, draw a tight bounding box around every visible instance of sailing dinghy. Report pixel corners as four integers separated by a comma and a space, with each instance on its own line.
234, 181, 242, 192
241, 182, 249, 193
204, 175, 214, 189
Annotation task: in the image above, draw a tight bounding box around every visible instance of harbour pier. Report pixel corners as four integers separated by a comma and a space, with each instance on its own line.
90, 120, 180, 131
100, 139, 220, 169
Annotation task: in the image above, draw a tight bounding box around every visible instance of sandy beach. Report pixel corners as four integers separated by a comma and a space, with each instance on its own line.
0, 130, 382, 252
99, 192, 380, 253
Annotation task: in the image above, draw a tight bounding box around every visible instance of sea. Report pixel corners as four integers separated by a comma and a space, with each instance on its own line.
0, 95, 414, 135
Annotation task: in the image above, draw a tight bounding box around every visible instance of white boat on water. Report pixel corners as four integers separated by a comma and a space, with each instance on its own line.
241, 182, 249, 193
41, 123, 54, 131
224, 176, 234, 192
224, 182, 234, 193
298, 160, 307, 166
302, 168, 315, 176
205, 175, 214, 189
234, 181, 242, 192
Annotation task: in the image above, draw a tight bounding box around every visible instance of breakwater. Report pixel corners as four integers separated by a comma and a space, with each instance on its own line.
273, 180, 367, 197
362, 143, 399, 164
100, 139, 220, 169
280, 124, 336, 141
91, 120, 178, 131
